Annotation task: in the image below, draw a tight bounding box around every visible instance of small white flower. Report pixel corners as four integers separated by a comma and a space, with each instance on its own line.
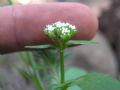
70, 25, 76, 29
46, 25, 55, 32
55, 21, 64, 27
65, 23, 71, 26
62, 29, 70, 34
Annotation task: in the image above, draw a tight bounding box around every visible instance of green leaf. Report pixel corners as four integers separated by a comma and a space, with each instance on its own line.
0, 55, 4, 64
75, 73, 120, 90
65, 67, 87, 81
67, 40, 97, 46
15, 67, 34, 81
55, 73, 120, 90
68, 85, 82, 90
7, 0, 13, 5
52, 68, 86, 90
19, 52, 30, 65
25, 44, 54, 49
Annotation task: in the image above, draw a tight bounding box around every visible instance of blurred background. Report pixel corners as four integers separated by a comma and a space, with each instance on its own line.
0, 0, 120, 90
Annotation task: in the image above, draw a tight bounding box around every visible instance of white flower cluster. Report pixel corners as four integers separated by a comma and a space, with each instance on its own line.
44, 21, 77, 41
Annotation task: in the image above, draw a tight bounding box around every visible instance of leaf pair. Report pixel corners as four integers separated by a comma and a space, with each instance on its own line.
25, 40, 96, 49
53, 68, 120, 90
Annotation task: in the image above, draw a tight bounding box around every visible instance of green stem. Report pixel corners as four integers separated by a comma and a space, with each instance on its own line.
27, 52, 44, 90
60, 49, 65, 84
7, 0, 13, 5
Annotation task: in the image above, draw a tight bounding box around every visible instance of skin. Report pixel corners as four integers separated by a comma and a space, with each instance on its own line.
0, 3, 98, 54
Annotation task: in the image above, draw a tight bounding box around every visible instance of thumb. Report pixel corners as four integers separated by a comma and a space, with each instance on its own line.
0, 3, 98, 54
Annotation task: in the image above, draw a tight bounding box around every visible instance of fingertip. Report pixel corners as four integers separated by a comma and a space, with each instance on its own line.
68, 3, 98, 40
